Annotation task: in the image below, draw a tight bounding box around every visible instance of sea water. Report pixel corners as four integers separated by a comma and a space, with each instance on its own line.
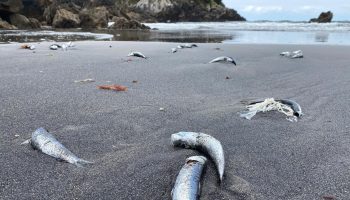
1, 21, 349, 45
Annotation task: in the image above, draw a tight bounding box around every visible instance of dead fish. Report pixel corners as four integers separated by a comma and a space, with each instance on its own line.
280, 50, 303, 59
184, 43, 198, 48
50, 44, 59, 50
171, 132, 225, 182
74, 78, 95, 83
172, 156, 207, 200
128, 51, 147, 59
25, 127, 93, 167
249, 99, 303, 117
171, 48, 177, 53
209, 56, 236, 65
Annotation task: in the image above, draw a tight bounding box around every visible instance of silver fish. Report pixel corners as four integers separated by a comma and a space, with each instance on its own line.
29, 127, 93, 167
128, 51, 147, 58
171, 132, 225, 182
50, 44, 59, 50
171, 48, 177, 53
249, 99, 303, 117
209, 56, 236, 65
172, 156, 207, 200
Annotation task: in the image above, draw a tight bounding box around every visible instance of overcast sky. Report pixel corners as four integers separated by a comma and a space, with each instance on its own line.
222, 0, 350, 21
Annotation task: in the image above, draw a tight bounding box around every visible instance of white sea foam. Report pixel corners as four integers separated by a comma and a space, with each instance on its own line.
1, 30, 113, 40
145, 21, 350, 32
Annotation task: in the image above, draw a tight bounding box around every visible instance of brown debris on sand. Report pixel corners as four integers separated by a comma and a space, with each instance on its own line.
98, 84, 127, 91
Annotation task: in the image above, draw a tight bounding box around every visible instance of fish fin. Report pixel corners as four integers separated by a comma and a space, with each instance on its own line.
75, 159, 94, 167
21, 139, 31, 145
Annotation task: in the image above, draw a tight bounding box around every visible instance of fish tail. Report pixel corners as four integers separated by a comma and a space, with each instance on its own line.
75, 159, 94, 167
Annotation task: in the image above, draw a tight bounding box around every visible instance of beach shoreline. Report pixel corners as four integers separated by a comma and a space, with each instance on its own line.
1, 41, 350, 199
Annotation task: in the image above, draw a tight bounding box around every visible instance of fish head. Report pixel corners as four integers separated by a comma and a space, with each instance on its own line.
171, 132, 199, 148
186, 156, 207, 165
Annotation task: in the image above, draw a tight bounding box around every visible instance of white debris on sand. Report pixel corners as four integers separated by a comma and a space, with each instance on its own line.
280, 50, 303, 59
240, 98, 298, 122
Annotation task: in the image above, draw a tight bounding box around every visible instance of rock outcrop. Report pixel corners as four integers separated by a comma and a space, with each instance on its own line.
0, 16, 17, 29
310, 11, 333, 23
52, 8, 80, 28
79, 6, 109, 28
109, 16, 150, 29
0, 0, 245, 29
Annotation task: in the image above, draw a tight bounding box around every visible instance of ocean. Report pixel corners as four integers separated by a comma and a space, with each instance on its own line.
1, 21, 350, 45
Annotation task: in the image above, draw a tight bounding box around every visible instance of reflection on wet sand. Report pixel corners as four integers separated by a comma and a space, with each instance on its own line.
314, 32, 329, 43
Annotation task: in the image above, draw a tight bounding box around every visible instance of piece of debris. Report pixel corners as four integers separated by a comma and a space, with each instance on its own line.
209, 56, 236, 65
322, 195, 336, 200
98, 85, 128, 91
225, 76, 230, 79
280, 50, 303, 58
159, 107, 165, 111
239, 98, 301, 122
132, 80, 138, 83
109, 45, 112, 48
14, 134, 20, 138
171, 48, 177, 53
128, 51, 147, 59
21, 44, 35, 50
74, 79, 95, 83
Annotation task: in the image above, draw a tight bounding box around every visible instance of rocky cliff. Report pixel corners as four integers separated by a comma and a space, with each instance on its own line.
0, 0, 245, 29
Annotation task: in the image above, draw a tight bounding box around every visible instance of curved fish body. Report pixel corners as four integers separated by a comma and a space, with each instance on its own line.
209, 56, 236, 65
171, 132, 225, 182
172, 156, 207, 200
277, 99, 303, 117
50, 44, 59, 50
128, 51, 147, 58
31, 128, 93, 167
249, 99, 303, 117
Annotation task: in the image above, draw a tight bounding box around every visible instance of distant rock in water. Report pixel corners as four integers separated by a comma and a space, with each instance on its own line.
310, 11, 333, 23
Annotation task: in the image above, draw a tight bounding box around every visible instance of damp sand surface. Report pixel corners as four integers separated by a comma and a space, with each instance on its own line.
0, 41, 350, 199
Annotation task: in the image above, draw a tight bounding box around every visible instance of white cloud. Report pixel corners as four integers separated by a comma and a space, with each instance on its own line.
242, 5, 283, 13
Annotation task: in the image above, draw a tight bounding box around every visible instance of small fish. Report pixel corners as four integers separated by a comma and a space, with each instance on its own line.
128, 51, 147, 59
183, 44, 198, 48
171, 132, 225, 182
177, 45, 184, 49
277, 99, 303, 117
209, 56, 236, 65
27, 128, 93, 167
50, 44, 59, 50
74, 78, 95, 83
280, 50, 303, 59
171, 48, 177, 53
249, 99, 303, 117
172, 156, 207, 200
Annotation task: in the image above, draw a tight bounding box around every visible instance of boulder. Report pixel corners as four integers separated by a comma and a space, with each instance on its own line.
0, 16, 17, 29
52, 8, 80, 28
109, 16, 150, 30
9, 13, 32, 29
28, 17, 41, 28
79, 6, 109, 28
0, 0, 23, 13
310, 11, 333, 23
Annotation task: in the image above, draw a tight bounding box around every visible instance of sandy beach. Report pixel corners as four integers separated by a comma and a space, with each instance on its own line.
0, 41, 350, 199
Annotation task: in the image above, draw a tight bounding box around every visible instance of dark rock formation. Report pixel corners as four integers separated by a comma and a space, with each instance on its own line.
0, 16, 17, 28
0, 0, 245, 29
79, 6, 109, 28
52, 8, 80, 28
310, 11, 333, 23
109, 16, 150, 29
0, 0, 23, 14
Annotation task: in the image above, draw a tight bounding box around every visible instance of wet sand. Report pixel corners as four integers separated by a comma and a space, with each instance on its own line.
0, 41, 350, 199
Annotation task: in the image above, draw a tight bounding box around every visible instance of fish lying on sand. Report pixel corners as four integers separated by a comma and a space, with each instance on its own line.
128, 51, 147, 59
209, 56, 236, 65
171, 132, 225, 182
74, 78, 95, 83
177, 44, 198, 49
23, 128, 93, 167
171, 48, 177, 53
280, 50, 303, 59
248, 98, 303, 117
172, 156, 207, 200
